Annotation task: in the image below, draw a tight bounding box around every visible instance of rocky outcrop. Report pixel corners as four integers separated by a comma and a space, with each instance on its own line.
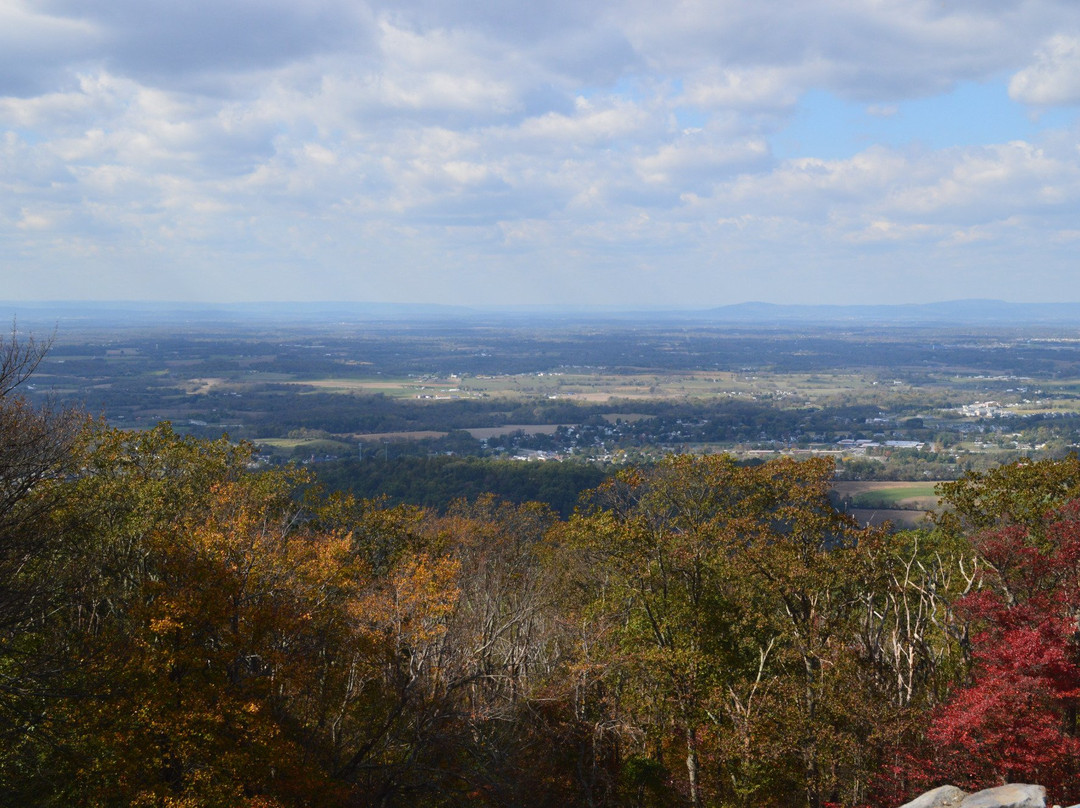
958, 785, 1045, 808
898, 783, 1079, 808
898, 785, 967, 808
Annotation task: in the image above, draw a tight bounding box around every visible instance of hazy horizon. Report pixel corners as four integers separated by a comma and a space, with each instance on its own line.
10, 298, 1080, 327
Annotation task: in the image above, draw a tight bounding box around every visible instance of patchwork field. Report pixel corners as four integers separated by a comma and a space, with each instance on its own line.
26, 319, 1080, 487
272, 369, 925, 404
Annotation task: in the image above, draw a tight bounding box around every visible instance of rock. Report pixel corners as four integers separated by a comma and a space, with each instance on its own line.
959, 784, 1046, 808
899, 784, 1048, 808
899, 785, 968, 808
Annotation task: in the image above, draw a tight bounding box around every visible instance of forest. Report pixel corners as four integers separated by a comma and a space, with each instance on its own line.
4, 329, 1080, 808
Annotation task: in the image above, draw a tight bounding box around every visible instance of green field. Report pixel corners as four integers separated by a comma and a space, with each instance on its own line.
833, 481, 941, 510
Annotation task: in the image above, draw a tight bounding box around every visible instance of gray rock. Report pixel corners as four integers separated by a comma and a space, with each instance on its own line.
959, 784, 1046, 808
899, 785, 968, 808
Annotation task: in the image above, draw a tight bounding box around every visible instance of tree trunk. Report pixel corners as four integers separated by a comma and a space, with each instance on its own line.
686, 725, 702, 808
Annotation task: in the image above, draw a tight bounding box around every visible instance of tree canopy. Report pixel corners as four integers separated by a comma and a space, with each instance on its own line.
2, 344, 1080, 806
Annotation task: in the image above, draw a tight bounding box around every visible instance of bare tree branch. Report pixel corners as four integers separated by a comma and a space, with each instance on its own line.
0, 323, 53, 399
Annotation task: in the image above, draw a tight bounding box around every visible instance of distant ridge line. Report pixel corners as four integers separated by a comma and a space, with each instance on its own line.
5, 299, 1080, 326
702, 299, 1080, 324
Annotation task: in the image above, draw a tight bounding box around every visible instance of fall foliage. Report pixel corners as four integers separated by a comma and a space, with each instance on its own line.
2, 341, 1080, 806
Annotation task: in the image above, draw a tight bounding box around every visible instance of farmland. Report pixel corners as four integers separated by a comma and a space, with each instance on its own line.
14, 306, 1080, 522
832, 481, 940, 510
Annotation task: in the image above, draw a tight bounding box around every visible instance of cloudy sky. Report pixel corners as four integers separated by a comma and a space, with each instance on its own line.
2, 0, 1080, 307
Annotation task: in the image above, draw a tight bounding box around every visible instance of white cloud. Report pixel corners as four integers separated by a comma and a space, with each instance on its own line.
682, 68, 802, 111
15, 209, 56, 231
1009, 34, 1080, 105
843, 219, 941, 244
884, 141, 1080, 221
621, 0, 1070, 100
634, 133, 770, 188
3, 0, 1080, 304
516, 98, 652, 145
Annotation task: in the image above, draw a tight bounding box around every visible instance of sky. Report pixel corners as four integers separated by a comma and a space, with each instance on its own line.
2, 0, 1080, 308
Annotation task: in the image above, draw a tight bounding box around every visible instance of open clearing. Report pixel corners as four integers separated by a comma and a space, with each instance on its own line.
353, 431, 448, 441
833, 481, 941, 510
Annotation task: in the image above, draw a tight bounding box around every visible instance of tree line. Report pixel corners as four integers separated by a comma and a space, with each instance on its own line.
3, 331, 1080, 807
315, 455, 607, 519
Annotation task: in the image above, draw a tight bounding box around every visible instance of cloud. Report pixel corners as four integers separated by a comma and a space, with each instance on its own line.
0, 1, 101, 95
1009, 34, 1080, 105
682, 68, 801, 111
15, 210, 56, 231
634, 132, 770, 189
512, 97, 655, 148
3, 0, 1080, 304
623, 0, 1074, 102
40, 0, 376, 88
716, 140, 1080, 235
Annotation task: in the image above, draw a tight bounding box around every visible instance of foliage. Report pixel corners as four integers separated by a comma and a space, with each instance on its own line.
936, 454, 1080, 536
6, 363, 1080, 807
922, 492, 1080, 803
0, 327, 89, 799
561, 455, 897, 808
316, 454, 607, 518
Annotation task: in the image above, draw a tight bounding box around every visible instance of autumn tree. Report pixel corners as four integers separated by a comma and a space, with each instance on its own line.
562, 455, 879, 808
936, 454, 1080, 537
0, 324, 85, 630
854, 527, 974, 806
0, 326, 87, 800
0, 426, 326, 803
324, 494, 588, 806
427, 497, 567, 801
919, 460, 1080, 803
1, 413, 603, 806
15, 388, 1080, 807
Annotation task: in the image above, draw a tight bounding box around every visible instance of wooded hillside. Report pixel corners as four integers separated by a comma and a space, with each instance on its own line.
3, 332, 1080, 807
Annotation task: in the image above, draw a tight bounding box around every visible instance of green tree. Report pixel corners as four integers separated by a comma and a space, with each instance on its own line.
563, 455, 874, 808
0, 328, 86, 800
937, 454, 1080, 537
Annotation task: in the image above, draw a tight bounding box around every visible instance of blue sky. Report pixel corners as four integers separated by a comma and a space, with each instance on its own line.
2, 0, 1080, 307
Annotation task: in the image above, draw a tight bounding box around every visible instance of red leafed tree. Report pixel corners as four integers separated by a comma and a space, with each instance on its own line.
927, 501, 1080, 801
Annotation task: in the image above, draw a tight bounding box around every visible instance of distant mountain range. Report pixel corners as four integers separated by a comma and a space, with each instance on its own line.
6, 299, 1080, 328
697, 300, 1080, 325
